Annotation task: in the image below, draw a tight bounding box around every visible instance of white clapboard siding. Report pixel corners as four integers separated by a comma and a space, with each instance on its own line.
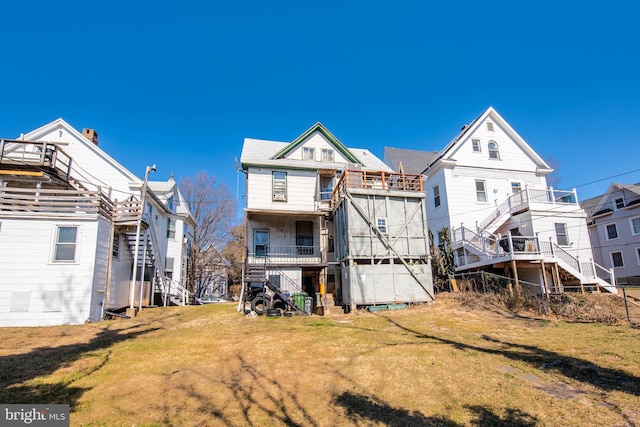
0, 217, 100, 326
247, 168, 318, 211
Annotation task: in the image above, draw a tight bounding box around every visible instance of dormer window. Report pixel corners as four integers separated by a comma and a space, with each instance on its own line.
614, 197, 625, 210
488, 141, 500, 160
303, 147, 315, 161
321, 148, 334, 162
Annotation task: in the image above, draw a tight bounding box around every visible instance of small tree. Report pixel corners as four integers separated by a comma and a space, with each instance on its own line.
222, 224, 245, 299
179, 172, 237, 296
430, 228, 456, 292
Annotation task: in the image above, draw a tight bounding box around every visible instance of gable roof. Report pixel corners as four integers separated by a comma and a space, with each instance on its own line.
423, 106, 552, 174
22, 118, 140, 184
240, 124, 391, 172
383, 146, 438, 174
588, 182, 640, 217
270, 122, 362, 164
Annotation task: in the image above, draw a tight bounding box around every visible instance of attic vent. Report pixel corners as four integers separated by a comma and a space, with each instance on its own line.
487, 122, 494, 131
82, 128, 99, 145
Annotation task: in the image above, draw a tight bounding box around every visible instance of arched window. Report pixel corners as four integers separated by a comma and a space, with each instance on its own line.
488, 141, 500, 159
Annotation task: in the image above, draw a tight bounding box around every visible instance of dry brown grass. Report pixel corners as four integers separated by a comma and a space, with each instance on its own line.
1, 294, 639, 426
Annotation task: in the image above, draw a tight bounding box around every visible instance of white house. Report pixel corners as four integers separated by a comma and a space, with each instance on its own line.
0, 119, 193, 326
386, 107, 615, 294
240, 123, 433, 314
582, 183, 640, 286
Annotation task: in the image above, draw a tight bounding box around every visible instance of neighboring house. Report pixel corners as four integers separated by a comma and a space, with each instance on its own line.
148, 177, 195, 289
385, 107, 615, 294
582, 183, 640, 286
0, 119, 193, 327
194, 246, 229, 301
240, 123, 433, 314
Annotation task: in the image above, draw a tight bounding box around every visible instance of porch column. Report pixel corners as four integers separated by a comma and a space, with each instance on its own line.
540, 261, 550, 301
511, 259, 521, 296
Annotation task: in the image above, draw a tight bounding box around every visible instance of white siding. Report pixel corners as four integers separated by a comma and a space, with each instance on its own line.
247, 167, 318, 211
286, 132, 351, 163
0, 217, 100, 326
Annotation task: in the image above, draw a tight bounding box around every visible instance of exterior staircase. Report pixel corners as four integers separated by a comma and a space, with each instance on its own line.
243, 260, 306, 315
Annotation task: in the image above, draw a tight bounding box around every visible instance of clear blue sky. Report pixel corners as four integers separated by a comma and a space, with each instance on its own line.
2, 1, 639, 213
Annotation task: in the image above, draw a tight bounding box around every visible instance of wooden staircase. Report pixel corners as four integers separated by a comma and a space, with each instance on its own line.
243, 261, 306, 315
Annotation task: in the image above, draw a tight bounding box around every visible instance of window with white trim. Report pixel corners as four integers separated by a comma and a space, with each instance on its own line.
488, 141, 500, 159
636, 247, 640, 266
167, 218, 176, 238
630, 217, 640, 235
165, 257, 175, 279
614, 197, 625, 210
475, 180, 487, 203
53, 226, 78, 262
433, 185, 441, 207
554, 223, 569, 246
302, 147, 315, 160
377, 218, 387, 233
321, 148, 334, 162
471, 139, 481, 152
272, 171, 287, 202
610, 251, 624, 268
605, 223, 619, 240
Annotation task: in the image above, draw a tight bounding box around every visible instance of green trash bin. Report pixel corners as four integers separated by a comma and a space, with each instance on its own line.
292, 293, 306, 311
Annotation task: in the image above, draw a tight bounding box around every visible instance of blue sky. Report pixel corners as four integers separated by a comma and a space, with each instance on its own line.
2, 1, 639, 216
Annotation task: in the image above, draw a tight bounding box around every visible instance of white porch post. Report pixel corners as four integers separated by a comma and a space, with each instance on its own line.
130, 164, 156, 310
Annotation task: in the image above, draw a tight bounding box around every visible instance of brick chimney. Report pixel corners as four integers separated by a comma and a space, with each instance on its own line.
82, 128, 99, 145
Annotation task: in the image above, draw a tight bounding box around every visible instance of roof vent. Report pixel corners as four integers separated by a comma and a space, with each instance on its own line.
82, 128, 99, 145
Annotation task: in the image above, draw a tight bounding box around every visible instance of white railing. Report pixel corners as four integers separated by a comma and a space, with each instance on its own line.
167, 279, 191, 306
477, 188, 579, 232
247, 245, 322, 265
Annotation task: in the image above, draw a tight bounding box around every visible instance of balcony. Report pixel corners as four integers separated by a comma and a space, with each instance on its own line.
0, 139, 73, 181
330, 169, 423, 208
247, 245, 323, 265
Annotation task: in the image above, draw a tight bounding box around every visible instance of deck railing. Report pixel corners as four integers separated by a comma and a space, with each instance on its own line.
0, 187, 111, 217
330, 169, 423, 208
246, 245, 323, 265
0, 139, 73, 180
478, 187, 579, 232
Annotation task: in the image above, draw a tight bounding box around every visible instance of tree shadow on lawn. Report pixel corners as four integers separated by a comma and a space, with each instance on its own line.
375, 314, 640, 397
334, 391, 539, 427
0, 324, 159, 407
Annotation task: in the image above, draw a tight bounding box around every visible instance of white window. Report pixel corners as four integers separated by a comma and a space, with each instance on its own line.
487, 122, 494, 131
614, 197, 625, 210
272, 171, 287, 201
554, 223, 569, 246
433, 185, 441, 207
167, 218, 176, 238
302, 147, 315, 160
319, 175, 334, 201
511, 182, 522, 194
605, 223, 619, 240
631, 218, 640, 235
53, 226, 78, 262
475, 180, 487, 203
488, 141, 500, 159
321, 149, 334, 162
610, 251, 624, 268
377, 218, 387, 233
471, 139, 481, 152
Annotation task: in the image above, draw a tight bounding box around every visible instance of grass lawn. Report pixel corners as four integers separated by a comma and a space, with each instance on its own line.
0, 293, 639, 426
